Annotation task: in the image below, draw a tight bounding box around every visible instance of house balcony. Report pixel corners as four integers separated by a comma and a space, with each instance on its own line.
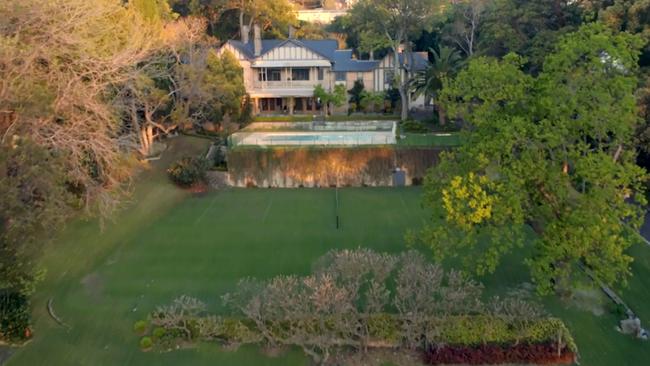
249, 80, 326, 98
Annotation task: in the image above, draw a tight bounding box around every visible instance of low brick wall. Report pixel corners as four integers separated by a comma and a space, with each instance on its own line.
226, 147, 444, 187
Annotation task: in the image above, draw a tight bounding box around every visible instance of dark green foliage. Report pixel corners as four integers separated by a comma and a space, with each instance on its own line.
238, 94, 254, 125
476, 0, 584, 73
423, 24, 647, 294
139, 336, 153, 349
384, 87, 401, 112
0, 289, 30, 342
133, 320, 147, 335
401, 120, 429, 133
167, 156, 208, 187
348, 80, 365, 112
152, 327, 166, 339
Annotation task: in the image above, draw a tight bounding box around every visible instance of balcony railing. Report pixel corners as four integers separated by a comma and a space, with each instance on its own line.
251, 80, 320, 89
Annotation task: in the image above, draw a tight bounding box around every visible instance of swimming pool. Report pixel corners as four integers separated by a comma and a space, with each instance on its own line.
230, 121, 397, 147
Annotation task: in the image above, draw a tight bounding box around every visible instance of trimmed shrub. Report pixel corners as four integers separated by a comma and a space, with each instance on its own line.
401, 120, 429, 133
152, 327, 166, 339
139, 336, 153, 350
219, 318, 260, 344
167, 156, 208, 187
367, 313, 400, 343
0, 290, 31, 342
133, 320, 147, 335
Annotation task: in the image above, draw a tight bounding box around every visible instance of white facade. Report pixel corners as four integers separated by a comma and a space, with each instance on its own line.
218, 38, 427, 115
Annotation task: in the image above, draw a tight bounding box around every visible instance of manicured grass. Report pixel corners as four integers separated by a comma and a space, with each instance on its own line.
6, 136, 650, 366
397, 132, 461, 147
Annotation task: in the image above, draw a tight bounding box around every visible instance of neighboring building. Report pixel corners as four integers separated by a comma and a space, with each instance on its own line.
296, 9, 347, 24
217, 25, 428, 116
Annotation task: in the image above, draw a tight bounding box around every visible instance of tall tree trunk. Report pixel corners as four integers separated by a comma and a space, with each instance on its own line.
438, 103, 446, 126
141, 108, 155, 157
239, 9, 245, 40
392, 45, 409, 121
130, 98, 149, 156
399, 86, 408, 121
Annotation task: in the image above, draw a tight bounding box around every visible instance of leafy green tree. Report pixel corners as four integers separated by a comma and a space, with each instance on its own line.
358, 30, 392, 60
411, 46, 463, 124
347, 80, 365, 112
416, 24, 648, 295
476, 0, 584, 73
359, 91, 385, 113
173, 49, 246, 127
314, 84, 346, 115
170, 0, 297, 39
347, 0, 443, 121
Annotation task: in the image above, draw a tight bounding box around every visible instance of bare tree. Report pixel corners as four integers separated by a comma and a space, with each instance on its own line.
217, 249, 549, 363
444, 0, 487, 56
150, 295, 207, 340
0, 0, 163, 217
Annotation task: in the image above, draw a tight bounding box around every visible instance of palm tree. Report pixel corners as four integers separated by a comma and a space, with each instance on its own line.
411, 46, 463, 125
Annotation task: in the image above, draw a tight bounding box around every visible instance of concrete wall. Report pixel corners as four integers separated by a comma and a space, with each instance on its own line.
226, 147, 444, 187
296, 10, 348, 24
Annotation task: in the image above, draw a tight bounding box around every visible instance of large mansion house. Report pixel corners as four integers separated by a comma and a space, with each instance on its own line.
218, 26, 428, 116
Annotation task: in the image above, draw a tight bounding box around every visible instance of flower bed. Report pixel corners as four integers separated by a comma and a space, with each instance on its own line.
424, 343, 575, 365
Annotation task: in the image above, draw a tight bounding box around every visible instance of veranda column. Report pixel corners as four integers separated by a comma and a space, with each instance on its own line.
289, 97, 294, 115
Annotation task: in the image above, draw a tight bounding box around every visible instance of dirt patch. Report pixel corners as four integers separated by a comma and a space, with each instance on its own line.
81, 272, 105, 303
187, 182, 209, 194
259, 345, 289, 358
332, 348, 423, 366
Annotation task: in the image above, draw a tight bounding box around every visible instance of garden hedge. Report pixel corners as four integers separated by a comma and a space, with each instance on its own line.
137, 313, 577, 364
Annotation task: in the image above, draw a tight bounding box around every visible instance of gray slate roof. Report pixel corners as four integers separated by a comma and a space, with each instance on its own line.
225, 38, 427, 73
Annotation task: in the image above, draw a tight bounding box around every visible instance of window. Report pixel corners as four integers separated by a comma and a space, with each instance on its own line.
318, 68, 324, 81
258, 69, 267, 82
291, 68, 310, 81
335, 72, 346, 81
384, 70, 394, 86
268, 69, 281, 81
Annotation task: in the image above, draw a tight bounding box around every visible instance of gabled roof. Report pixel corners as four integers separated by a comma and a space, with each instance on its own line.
397, 52, 429, 72
224, 38, 380, 72
332, 50, 379, 72
227, 39, 339, 61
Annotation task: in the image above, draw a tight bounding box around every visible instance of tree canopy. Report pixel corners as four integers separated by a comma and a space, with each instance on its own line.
345, 0, 444, 120
417, 23, 648, 294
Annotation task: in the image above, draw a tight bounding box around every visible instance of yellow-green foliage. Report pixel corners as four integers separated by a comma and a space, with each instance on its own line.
144, 313, 577, 353
219, 318, 261, 344
442, 173, 495, 229
367, 314, 400, 342
431, 316, 576, 352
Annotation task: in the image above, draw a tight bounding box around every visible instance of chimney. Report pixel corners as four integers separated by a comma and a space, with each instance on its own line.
253, 24, 262, 57
288, 25, 295, 39
241, 25, 250, 44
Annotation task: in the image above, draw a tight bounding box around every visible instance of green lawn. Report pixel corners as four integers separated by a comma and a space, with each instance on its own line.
397, 132, 461, 147
6, 136, 650, 366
